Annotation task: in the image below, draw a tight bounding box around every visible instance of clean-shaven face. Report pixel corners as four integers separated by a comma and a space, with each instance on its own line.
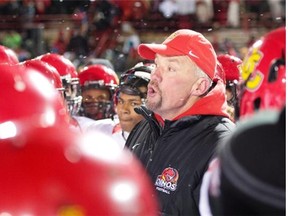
146, 54, 199, 119
116, 92, 144, 132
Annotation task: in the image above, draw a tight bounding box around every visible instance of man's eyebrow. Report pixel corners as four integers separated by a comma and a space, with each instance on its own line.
167, 57, 182, 63
118, 97, 141, 102
155, 54, 184, 64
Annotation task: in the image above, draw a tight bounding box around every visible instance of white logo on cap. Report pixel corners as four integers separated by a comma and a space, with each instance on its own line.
188, 50, 198, 58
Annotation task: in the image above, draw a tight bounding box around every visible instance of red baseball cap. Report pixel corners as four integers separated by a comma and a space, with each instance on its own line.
138, 29, 217, 79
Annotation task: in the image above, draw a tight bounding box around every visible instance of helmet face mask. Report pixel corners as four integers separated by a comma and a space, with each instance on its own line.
62, 78, 82, 116
82, 100, 114, 120
80, 86, 116, 120
81, 86, 114, 120
226, 79, 239, 105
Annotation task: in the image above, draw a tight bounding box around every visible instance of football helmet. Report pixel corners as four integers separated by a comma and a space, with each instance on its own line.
38, 53, 82, 116
239, 27, 286, 118
0, 124, 159, 215
217, 54, 242, 83
78, 64, 119, 120
0, 63, 69, 126
116, 62, 153, 104
217, 54, 242, 120
23, 58, 65, 93
0, 45, 19, 65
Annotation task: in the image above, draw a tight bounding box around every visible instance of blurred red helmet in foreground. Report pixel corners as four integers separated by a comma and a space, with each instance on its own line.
23, 58, 64, 91
0, 45, 19, 65
0, 63, 69, 126
0, 124, 158, 215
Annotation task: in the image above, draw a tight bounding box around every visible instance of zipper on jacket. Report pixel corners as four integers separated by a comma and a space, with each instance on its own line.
134, 106, 163, 169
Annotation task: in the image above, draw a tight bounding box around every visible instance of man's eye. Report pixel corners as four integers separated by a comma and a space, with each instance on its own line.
168, 67, 175, 72
83, 96, 92, 101
98, 96, 107, 101
131, 102, 141, 107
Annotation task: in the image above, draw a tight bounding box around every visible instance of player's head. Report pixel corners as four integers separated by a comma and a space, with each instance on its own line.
38, 53, 82, 116
78, 64, 119, 120
217, 54, 242, 121
115, 62, 153, 132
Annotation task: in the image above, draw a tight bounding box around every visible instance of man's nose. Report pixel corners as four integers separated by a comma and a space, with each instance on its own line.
151, 67, 162, 82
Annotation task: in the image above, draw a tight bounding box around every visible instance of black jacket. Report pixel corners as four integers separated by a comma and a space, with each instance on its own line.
125, 106, 235, 215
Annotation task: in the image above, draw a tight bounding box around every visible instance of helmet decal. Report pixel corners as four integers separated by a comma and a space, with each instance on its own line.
241, 44, 264, 92
239, 27, 286, 118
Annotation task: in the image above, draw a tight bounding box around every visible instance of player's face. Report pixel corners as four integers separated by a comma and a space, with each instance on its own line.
81, 89, 111, 120
116, 92, 144, 132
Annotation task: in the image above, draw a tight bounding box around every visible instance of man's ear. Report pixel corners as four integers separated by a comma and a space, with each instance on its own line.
191, 78, 211, 96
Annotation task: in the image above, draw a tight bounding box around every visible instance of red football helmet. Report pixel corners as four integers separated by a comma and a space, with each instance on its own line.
79, 64, 119, 87
217, 54, 243, 120
78, 64, 119, 120
23, 58, 64, 92
0, 63, 69, 126
217, 54, 242, 82
38, 53, 82, 116
0, 124, 159, 215
0, 45, 19, 65
239, 27, 286, 118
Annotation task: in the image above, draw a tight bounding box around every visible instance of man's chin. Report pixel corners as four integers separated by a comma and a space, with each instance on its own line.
85, 110, 103, 120
84, 108, 99, 114
120, 122, 133, 133
146, 100, 160, 112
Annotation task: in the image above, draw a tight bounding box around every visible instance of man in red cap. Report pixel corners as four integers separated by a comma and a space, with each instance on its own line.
125, 29, 235, 215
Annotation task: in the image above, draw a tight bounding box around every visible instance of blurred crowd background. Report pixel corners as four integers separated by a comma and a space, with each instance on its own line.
0, 0, 285, 74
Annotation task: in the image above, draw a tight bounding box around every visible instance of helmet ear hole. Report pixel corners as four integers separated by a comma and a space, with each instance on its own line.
268, 58, 285, 83
253, 98, 261, 111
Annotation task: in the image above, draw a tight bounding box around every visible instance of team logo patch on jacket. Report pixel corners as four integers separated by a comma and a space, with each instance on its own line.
155, 167, 179, 194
